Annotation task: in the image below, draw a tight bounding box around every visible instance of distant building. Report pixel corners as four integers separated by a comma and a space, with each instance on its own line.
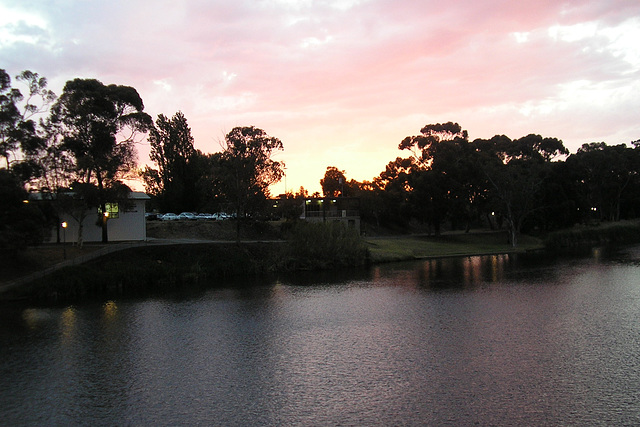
301, 197, 360, 233
36, 191, 150, 243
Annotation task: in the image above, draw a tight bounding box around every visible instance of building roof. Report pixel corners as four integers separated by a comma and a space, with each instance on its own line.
129, 191, 151, 200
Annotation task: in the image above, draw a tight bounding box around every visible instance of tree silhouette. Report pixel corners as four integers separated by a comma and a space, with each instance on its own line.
217, 126, 284, 240
51, 78, 151, 242
143, 111, 198, 212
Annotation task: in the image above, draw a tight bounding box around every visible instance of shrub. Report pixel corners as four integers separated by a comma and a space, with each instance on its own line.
544, 221, 640, 250
282, 221, 368, 269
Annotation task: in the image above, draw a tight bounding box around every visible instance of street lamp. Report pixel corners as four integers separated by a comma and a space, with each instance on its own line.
61, 221, 68, 259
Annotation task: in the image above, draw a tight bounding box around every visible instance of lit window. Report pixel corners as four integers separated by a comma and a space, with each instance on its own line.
98, 203, 119, 219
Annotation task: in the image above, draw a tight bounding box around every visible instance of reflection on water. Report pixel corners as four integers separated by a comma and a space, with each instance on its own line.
1, 247, 640, 425
102, 300, 117, 320
60, 306, 76, 343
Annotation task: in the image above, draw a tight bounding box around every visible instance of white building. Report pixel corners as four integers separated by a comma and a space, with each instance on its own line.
47, 191, 150, 243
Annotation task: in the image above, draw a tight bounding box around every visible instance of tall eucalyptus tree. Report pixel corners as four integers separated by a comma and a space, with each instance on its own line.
51, 78, 151, 242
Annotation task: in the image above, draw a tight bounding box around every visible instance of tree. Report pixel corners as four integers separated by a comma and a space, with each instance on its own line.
55, 181, 99, 248
372, 157, 416, 229
272, 190, 305, 221
398, 122, 476, 234
0, 69, 55, 169
0, 69, 23, 167
143, 111, 197, 212
473, 134, 568, 246
190, 150, 225, 214
566, 142, 639, 222
217, 126, 284, 240
320, 166, 346, 197
51, 78, 151, 242
0, 169, 47, 260
320, 166, 358, 197
398, 121, 468, 169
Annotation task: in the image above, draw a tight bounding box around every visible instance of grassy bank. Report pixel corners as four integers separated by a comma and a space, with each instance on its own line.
6, 229, 543, 301
365, 231, 544, 263
543, 220, 640, 250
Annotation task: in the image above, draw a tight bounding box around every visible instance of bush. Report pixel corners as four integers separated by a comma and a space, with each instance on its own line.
281, 221, 369, 269
0, 170, 47, 260
544, 221, 640, 250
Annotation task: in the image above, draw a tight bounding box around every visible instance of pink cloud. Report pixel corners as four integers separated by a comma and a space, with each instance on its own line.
2, 0, 639, 192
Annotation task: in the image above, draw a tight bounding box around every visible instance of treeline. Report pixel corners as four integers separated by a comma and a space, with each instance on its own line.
2, 68, 640, 256
320, 123, 640, 246
146, 116, 640, 249
1, 69, 283, 254
140, 114, 283, 222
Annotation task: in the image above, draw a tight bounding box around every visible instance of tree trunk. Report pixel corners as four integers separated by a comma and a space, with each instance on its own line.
486, 213, 495, 230
509, 226, 518, 247
505, 203, 518, 247
77, 217, 84, 248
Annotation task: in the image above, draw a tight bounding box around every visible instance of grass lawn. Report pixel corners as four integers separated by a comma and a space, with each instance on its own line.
365, 231, 544, 262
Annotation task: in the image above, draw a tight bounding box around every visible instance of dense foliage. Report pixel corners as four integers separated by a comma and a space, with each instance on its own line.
142, 111, 200, 212
0, 169, 47, 260
333, 123, 639, 247
282, 221, 369, 269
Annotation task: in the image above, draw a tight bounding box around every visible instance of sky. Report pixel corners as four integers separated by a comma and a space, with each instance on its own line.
1, 0, 639, 194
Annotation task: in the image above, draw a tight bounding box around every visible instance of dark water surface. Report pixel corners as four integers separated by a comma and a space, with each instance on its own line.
2, 246, 640, 425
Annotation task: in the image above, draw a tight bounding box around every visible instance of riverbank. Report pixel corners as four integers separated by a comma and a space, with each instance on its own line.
543, 219, 640, 250
1, 229, 542, 302
4, 219, 640, 303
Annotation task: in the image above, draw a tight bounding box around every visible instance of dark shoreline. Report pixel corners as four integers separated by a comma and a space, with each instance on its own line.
3, 220, 640, 304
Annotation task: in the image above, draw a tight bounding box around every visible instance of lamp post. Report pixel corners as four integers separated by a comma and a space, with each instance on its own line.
61, 221, 68, 259
103, 211, 109, 243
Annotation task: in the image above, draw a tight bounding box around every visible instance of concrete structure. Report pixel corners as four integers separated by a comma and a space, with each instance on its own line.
300, 197, 361, 233
45, 191, 150, 243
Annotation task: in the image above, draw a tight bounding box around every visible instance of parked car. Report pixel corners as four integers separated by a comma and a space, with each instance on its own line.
161, 213, 179, 221
145, 212, 160, 221
196, 213, 215, 220
178, 212, 197, 220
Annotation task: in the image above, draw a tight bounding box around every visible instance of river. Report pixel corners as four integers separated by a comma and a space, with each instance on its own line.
1, 246, 640, 425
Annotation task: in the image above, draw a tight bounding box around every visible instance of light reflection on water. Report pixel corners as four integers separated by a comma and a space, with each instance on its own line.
1, 247, 640, 425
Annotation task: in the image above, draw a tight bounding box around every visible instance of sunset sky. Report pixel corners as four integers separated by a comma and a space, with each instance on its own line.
1, 0, 639, 194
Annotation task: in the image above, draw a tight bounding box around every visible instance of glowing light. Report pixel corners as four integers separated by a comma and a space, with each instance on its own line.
22, 308, 44, 330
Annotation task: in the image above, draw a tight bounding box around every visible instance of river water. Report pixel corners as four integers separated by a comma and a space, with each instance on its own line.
1, 246, 640, 426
